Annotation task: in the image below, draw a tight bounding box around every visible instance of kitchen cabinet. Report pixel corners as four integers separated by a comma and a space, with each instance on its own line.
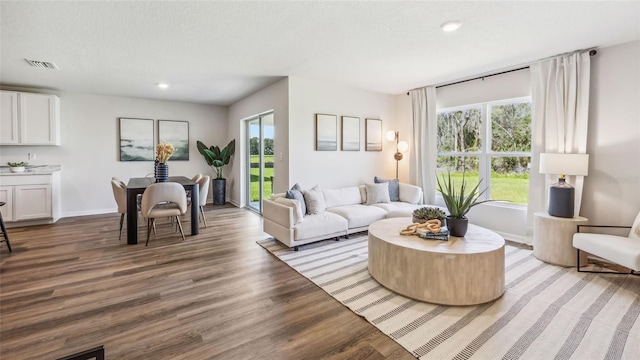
0, 91, 60, 145
0, 170, 61, 225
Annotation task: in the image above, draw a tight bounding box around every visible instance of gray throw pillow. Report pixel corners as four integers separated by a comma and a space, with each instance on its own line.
303, 185, 326, 215
285, 183, 306, 216
374, 176, 400, 201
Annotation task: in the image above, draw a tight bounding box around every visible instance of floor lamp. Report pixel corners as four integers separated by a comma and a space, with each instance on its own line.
539, 153, 589, 218
385, 131, 409, 180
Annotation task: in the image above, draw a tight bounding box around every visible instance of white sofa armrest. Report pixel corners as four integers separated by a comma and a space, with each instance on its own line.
264, 198, 294, 229
399, 183, 423, 204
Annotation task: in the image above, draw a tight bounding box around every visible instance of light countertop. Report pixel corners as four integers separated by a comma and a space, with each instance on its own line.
0, 165, 62, 175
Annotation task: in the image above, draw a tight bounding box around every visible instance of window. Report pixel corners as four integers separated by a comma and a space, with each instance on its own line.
436, 97, 532, 205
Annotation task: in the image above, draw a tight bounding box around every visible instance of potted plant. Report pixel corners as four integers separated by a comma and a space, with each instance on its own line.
412, 206, 446, 224
436, 171, 491, 237
196, 139, 235, 205
7, 161, 27, 173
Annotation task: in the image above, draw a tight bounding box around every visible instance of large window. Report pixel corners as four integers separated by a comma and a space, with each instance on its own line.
436, 97, 532, 205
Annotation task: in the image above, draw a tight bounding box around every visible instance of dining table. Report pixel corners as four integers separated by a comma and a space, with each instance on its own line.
126, 176, 199, 245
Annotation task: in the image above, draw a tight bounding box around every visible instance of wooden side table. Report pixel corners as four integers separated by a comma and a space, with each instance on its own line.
533, 212, 588, 267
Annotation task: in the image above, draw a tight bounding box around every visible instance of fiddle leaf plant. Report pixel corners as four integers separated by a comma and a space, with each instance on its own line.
436, 171, 492, 219
196, 139, 235, 179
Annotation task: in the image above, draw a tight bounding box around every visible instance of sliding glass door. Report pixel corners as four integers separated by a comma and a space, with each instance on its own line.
245, 112, 274, 213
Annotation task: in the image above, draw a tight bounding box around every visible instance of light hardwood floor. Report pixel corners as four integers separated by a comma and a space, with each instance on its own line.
0, 206, 414, 359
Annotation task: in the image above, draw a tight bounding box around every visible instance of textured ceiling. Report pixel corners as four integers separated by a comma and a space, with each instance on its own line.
1, 1, 639, 105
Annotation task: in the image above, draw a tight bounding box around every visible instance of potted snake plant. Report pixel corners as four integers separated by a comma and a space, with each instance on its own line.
196, 139, 235, 205
436, 171, 491, 237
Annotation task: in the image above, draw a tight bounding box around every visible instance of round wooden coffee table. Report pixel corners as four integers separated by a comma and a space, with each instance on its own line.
368, 217, 505, 305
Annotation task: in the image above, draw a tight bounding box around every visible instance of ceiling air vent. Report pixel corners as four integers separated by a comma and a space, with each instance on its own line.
25, 59, 59, 70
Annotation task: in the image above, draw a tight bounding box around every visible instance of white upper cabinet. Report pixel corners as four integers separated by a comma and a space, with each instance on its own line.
0, 90, 60, 145
0, 91, 19, 144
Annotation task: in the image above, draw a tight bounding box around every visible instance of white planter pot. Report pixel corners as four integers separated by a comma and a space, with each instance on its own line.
9, 166, 25, 173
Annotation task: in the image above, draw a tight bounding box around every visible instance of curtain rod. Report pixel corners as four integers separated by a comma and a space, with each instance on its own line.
406, 49, 597, 95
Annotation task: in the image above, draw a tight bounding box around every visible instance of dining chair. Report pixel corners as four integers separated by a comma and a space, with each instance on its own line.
140, 182, 188, 246
111, 176, 126, 188
110, 179, 127, 240
192, 174, 203, 183
197, 175, 210, 227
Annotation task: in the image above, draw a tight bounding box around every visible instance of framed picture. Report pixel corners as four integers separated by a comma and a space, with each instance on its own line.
341, 116, 360, 151
158, 120, 189, 160
316, 113, 337, 151
119, 118, 154, 161
365, 118, 382, 151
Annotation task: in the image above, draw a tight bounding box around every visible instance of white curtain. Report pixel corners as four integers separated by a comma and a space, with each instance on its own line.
527, 51, 591, 231
410, 86, 437, 204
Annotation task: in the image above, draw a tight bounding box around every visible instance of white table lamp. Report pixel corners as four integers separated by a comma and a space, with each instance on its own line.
539, 153, 589, 218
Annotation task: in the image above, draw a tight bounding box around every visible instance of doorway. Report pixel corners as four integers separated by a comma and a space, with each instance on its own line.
245, 112, 274, 213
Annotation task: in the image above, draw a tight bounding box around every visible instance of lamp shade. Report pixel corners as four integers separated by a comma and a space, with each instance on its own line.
398, 141, 409, 152
539, 153, 589, 176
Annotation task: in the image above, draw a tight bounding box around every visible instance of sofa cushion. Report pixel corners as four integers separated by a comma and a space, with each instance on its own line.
323, 186, 362, 208
326, 205, 387, 229
399, 183, 423, 204
374, 176, 400, 201
574, 233, 640, 271
303, 185, 326, 215
274, 197, 304, 224
295, 211, 347, 240
286, 183, 307, 215
371, 201, 423, 213
365, 182, 390, 205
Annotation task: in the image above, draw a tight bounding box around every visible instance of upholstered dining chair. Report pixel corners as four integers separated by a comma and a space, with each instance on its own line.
573, 210, 640, 275
110, 179, 127, 240
140, 182, 188, 246
197, 175, 210, 227
192, 174, 203, 183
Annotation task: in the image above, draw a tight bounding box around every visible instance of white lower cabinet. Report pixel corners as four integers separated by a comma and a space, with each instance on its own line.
0, 173, 60, 224
0, 186, 14, 222
14, 185, 52, 220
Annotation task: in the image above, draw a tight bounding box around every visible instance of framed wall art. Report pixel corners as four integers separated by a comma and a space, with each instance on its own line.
365, 118, 382, 151
341, 116, 360, 151
119, 117, 154, 161
158, 120, 189, 160
316, 113, 337, 151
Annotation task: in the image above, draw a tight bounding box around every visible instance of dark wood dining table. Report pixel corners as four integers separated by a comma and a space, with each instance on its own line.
126, 176, 199, 245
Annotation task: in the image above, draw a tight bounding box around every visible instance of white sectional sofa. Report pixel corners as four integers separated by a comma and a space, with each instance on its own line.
263, 182, 425, 250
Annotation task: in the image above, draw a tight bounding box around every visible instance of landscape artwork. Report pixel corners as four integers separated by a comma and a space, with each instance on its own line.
119, 118, 154, 161
316, 113, 337, 151
341, 116, 360, 151
365, 118, 382, 151
158, 120, 189, 160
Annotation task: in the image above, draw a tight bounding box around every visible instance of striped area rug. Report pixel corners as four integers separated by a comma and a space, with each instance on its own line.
257, 234, 640, 360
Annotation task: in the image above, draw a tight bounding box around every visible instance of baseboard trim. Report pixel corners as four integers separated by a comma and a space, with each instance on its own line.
495, 230, 532, 246
62, 208, 116, 218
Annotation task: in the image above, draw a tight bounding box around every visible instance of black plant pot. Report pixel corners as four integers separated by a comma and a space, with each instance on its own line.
212, 178, 226, 205
447, 216, 468, 237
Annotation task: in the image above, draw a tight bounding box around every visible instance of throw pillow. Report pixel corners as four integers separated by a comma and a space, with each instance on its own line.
399, 183, 423, 204
274, 197, 304, 224
303, 185, 326, 215
365, 182, 391, 205
285, 183, 306, 216
374, 176, 400, 201
629, 211, 640, 239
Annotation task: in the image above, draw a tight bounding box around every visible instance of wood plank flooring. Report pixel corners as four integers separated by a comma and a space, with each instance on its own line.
0, 206, 414, 359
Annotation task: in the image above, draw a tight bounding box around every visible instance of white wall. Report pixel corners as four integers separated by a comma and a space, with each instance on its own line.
0, 88, 227, 217
288, 76, 400, 190
582, 40, 640, 226
227, 78, 289, 206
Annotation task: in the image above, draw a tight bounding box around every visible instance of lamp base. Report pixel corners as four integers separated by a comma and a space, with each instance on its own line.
548, 178, 574, 218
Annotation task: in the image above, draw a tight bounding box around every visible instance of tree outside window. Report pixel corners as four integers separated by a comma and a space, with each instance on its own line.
437, 97, 532, 205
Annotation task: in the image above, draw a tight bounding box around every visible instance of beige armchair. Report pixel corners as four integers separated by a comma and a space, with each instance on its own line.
573, 211, 640, 275
140, 182, 188, 246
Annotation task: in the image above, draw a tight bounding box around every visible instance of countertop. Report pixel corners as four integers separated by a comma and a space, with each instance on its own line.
0, 165, 62, 175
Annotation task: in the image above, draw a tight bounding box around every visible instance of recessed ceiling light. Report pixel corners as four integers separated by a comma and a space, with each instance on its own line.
441, 21, 462, 32
157, 83, 169, 89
